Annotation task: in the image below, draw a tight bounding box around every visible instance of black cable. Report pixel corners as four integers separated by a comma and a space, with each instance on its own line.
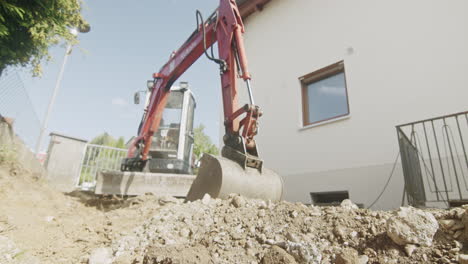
367, 152, 401, 209
195, 10, 225, 67
209, 10, 218, 60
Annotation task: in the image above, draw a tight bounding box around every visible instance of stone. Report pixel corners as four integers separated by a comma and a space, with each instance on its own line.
179, 228, 190, 238
143, 245, 211, 264
440, 219, 457, 230
282, 241, 321, 263
450, 208, 465, 219
231, 195, 246, 208
286, 232, 299, 243
0, 235, 21, 264
441, 257, 451, 263
201, 193, 211, 205
309, 206, 322, 216
290, 210, 298, 218
335, 248, 361, 264
258, 209, 266, 217
341, 199, 359, 210
89, 247, 113, 264
386, 207, 438, 246
261, 245, 297, 264
459, 254, 468, 264
452, 222, 465, 231
454, 230, 463, 239
404, 244, 417, 257
358, 255, 369, 264
363, 248, 376, 257
113, 254, 135, 264
158, 196, 179, 205
333, 226, 347, 240
422, 254, 428, 261
258, 200, 268, 209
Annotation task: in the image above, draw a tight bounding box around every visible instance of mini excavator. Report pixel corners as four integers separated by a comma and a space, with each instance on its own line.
121, 0, 283, 201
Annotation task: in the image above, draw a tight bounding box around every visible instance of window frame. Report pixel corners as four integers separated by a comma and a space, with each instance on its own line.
299, 61, 350, 127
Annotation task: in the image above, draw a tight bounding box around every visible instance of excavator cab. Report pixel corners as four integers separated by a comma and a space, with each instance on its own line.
94, 82, 197, 197
147, 85, 196, 174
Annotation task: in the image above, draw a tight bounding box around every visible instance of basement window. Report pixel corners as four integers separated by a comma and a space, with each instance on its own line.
300, 61, 349, 126
310, 191, 349, 206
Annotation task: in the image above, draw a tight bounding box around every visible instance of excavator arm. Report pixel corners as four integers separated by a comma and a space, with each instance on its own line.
122, 0, 261, 171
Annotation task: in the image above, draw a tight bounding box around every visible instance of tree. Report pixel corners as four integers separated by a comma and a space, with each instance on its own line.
193, 124, 219, 160
90, 133, 126, 148
0, 0, 89, 76
114, 137, 126, 149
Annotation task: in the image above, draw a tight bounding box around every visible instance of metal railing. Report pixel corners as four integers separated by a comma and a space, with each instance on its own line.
77, 144, 127, 190
396, 111, 468, 207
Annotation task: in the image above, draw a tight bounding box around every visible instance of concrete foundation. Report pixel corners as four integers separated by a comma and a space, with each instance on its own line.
95, 170, 195, 197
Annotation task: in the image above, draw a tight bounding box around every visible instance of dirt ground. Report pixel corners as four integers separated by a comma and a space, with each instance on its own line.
0, 163, 161, 263
1, 160, 468, 264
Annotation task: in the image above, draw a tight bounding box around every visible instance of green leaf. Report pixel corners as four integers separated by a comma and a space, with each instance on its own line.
193, 124, 219, 159
0, 24, 8, 36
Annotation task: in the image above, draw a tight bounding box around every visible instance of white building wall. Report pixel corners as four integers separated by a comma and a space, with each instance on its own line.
238, 0, 468, 209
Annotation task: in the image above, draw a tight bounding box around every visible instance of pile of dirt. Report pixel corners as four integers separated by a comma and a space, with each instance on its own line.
1, 156, 468, 263
98, 194, 467, 264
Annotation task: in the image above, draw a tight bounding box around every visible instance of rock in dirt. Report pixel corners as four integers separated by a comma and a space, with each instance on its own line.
0, 235, 39, 263
341, 199, 359, 210
201, 193, 212, 205
262, 245, 297, 264
404, 244, 417, 257
88, 247, 113, 264
158, 196, 180, 205
459, 254, 468, 264
280, 240, 321, 263
386, 207, 438, 246
335, 248, 368, 264
143, 245, 211, 264
0, 235, 20, 263
179, 227, 190, 238
231, 194, 246, 208
461, 209, 468, 239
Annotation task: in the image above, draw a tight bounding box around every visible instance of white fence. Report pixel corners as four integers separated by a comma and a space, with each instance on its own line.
77, 144, 127, 190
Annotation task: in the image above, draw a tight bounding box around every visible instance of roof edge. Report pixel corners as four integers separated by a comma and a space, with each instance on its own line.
238, 0, 272, 20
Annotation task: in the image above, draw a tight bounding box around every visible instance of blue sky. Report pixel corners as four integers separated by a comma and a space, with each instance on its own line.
19, 0, 224, 151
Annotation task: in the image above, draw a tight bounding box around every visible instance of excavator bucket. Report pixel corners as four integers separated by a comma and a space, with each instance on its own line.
186, 154, 283, 201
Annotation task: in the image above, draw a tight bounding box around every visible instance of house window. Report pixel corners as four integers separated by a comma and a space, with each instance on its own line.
300, 61, 349, 126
